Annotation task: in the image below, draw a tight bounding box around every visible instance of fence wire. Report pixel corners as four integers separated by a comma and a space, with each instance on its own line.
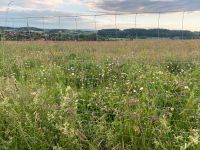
1, 11, 200, 42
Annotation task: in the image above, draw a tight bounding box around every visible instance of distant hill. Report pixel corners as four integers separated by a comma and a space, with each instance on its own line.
0, 26, 199, 41
97, 28, 199, 40
0, 26, 43, 32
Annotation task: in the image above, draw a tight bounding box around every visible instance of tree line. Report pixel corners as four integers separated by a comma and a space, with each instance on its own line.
0, 27, 199, 41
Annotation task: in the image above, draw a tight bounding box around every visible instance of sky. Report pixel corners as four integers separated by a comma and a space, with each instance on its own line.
0, 0, 200, 31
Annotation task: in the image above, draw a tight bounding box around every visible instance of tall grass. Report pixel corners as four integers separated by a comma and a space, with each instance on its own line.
0, 41, 200, 149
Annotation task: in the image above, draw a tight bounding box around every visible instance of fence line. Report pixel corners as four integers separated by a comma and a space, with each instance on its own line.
134, 13, 138, 39
181, 11, 185, 40
0, 9, 197, 20
1, 11, 200, 41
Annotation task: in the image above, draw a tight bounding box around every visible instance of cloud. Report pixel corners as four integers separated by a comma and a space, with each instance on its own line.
0, 0, 66, 12
23, 0, 64, 8
1, 0, 200, 14
89, 0, 200, 13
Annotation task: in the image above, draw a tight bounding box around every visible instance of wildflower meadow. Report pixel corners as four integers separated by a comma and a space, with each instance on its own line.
0, 40, 200, 149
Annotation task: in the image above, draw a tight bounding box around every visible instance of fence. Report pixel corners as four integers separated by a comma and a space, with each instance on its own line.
1, 11, 200, 41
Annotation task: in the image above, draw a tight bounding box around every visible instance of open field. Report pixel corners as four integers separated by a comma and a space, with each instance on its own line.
1, 40, 200, 149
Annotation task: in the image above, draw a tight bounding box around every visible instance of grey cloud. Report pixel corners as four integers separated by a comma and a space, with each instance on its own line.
93, 0, 200, 13
0, 9, 88, 29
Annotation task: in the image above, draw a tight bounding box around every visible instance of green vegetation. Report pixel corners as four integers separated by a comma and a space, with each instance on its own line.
0, 41, 200, 149
1, 26, 199, 41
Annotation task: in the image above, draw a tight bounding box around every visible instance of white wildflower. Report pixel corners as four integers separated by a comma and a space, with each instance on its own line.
31, 92, 37, 96
184, 86, 190, 90
140, 87, 144, 91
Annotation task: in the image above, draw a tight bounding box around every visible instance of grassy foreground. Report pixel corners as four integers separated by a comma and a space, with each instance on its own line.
0, 41, 200, 149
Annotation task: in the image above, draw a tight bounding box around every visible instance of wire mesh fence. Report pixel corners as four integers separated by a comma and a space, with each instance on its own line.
1, 11, 200, 41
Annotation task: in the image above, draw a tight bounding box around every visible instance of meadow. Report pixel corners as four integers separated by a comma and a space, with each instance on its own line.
0, 40, 200, 149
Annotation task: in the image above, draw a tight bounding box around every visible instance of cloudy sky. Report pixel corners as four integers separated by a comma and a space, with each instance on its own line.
0, 0, 200, 31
